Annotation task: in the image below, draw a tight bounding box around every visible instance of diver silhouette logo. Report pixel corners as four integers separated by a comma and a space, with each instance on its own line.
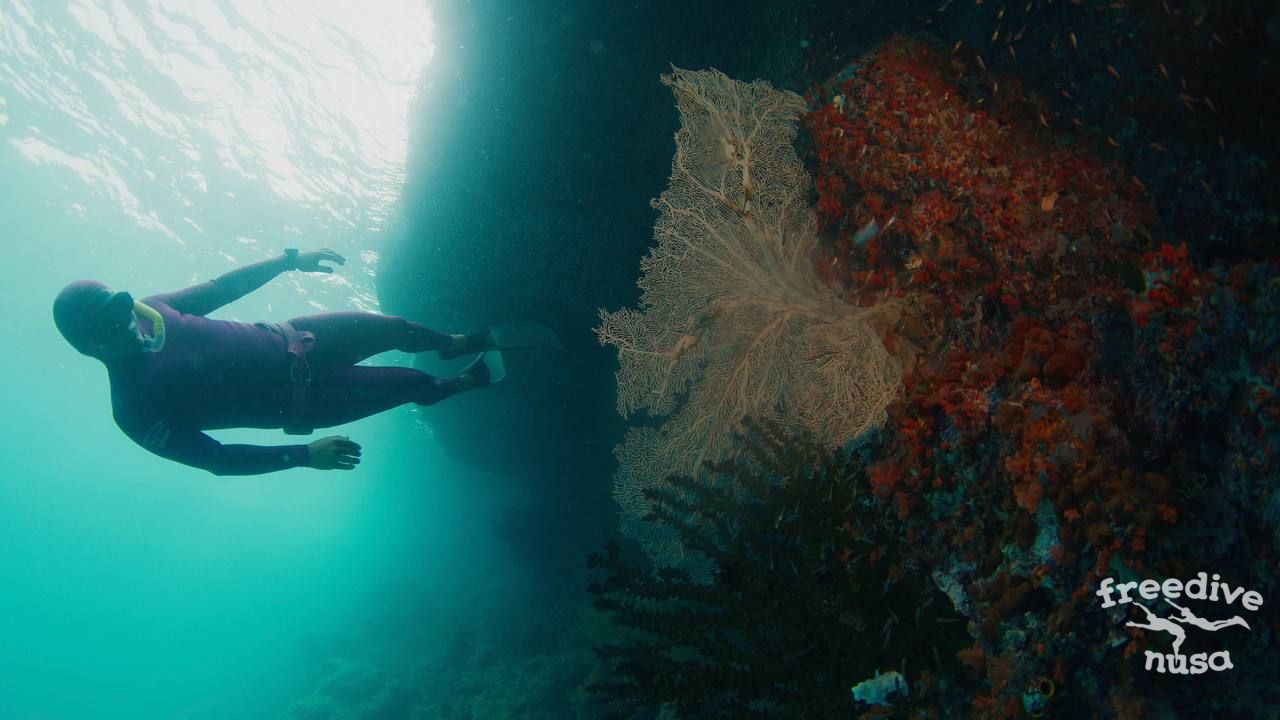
1165, 599, 1251, 632
1096, 574, 1262, 674
1125, 603, 1189, 655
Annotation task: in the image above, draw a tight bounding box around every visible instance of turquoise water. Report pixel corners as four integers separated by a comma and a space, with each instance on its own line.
0, 3, 519, 718
6, 0, 1277, 718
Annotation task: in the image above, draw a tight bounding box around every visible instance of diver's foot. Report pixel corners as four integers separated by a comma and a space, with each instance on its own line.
438, 329, 494, 360
457, 351, 505, 388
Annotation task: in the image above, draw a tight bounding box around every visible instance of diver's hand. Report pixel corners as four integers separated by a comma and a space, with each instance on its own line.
307, 436, 362, 470
296, 249, 346, 273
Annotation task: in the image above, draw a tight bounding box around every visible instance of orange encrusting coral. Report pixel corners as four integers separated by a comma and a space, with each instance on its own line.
799, 35, 1207, 715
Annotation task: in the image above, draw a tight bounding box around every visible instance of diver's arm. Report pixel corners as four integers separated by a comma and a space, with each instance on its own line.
148, 249, 346, 317
125, 418, 312, 475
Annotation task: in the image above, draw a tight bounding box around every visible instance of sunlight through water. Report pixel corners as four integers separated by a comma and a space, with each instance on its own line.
0, 0, 435, 311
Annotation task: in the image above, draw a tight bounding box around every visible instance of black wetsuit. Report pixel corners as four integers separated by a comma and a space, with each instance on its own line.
106, 257, 459, 475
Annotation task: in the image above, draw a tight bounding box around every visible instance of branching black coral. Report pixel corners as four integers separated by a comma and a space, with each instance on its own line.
587, 420, 971, 719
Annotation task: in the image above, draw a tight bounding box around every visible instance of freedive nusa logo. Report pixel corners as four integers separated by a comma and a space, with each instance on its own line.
1096, 573, 1262, 674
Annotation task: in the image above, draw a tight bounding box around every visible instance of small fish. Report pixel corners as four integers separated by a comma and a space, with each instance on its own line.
1203, 96, 1218, 113
1149, 141, 1167, 152
1106, 64, 1121, 79
998, 5, 1005, 18
1106, 136, 1119, 147
1158, 63, 1170, 80
977, 54, 987, 71
1069, 32, 1078, 51
952, 40, 963, 53
853, 219, 880, 245
1008, 44, 1017, 60
1039, 113, 1049, 128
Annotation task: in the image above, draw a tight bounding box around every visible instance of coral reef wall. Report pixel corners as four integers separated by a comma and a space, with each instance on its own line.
591, 31, 1279, 720
365, 1, 1280, 717
801, 35, 1278, 718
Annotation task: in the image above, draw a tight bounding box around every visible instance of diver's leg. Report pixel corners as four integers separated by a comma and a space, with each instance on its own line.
288, 312, 454, 366
303, 365, 470, 428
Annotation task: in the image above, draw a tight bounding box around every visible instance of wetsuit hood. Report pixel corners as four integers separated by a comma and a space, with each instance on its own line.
53, 280, 133, 356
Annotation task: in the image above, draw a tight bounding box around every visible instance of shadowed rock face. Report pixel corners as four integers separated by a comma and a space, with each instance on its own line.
376, 1, 818, 479
382, 205, 623, 479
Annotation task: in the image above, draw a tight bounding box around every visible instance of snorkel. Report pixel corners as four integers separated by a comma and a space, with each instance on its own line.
133, 298, 165, 353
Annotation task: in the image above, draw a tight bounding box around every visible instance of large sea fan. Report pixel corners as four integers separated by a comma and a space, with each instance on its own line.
596, 68, 903, 566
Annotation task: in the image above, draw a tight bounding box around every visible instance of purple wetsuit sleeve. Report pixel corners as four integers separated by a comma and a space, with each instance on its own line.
125, 417, 309, 476
147, 255, 291, 317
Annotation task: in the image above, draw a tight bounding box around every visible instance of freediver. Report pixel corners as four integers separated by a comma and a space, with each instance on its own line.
1126, 602, 1188, 655
1166, 600, 1252, 632
52, 248, 520, 475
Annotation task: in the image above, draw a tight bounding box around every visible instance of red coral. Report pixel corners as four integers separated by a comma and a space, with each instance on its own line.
801, 37, 1201, 714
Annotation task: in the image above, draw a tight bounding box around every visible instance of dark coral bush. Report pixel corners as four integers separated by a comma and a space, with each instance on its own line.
588, 420, 970, 719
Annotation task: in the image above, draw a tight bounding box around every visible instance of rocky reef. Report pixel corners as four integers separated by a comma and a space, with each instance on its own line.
807, 35, 1279, 717
590, 35, 1279, 718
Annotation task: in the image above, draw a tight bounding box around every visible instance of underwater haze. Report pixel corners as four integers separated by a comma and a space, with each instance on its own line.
6, 0, 1280, 717
0, 2, 516, 718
